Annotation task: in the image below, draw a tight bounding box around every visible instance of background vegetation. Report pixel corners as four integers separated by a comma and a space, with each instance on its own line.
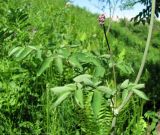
0, 0, 160, 134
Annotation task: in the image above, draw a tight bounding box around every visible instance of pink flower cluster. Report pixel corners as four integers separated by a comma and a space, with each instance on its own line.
98, 14, 105, 25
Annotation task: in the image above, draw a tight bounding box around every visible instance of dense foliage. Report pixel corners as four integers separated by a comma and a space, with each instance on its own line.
0, 0, 160, 134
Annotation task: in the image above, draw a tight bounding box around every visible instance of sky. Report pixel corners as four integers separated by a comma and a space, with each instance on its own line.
72, 0, 145, 20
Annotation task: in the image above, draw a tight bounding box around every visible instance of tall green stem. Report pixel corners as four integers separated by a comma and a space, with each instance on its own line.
46, 82, 49, 134
111, 0, 156, 134
103, 25, 117, 89
102, 25, 117, 135
103, 25, 111, 51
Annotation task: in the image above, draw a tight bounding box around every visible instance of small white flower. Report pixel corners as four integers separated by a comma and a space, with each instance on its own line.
65, 2, 72, 7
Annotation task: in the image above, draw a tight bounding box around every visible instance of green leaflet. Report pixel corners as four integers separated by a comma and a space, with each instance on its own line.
80, 32, 87, 42
69, 52, 105, 77
73, 74, 92, 83
9, 46, 35, 60
133, 84, 145, 89
97, 86, 114, 98
14, 48, 25, 58
118, 49, 126, 61
76, 52, 88, 63
82, 78, 94, 86
75, 130, 80, 135
117, 63, 133, 75
69, 54, 83, 71
132, 89, 149, 100
122, 89, 129, 101
78, 52, 103, 67
37, 57, 54, 76
73, 74, 94, 86
75, 89, 84, 108
51, 84, 76, 95
120, 79, 129, 89
94, 66, 105, 78
54, 55, 63, 74
9, 46, 22, 56
53, 92, 71, 108
91, 90, 103, 117
36, 49, 43, 61
16, 47, 33, 61
58, 48, 71, 59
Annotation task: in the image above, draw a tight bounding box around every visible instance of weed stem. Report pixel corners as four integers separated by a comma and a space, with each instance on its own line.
110, 0, 156, 134
102, 24, 117, 135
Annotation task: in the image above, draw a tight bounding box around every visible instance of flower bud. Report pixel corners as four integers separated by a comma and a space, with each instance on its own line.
98, 14, 106, 25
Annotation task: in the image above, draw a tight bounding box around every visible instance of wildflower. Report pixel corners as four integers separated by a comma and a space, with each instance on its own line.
65, 2, 72, 8
98, 14, 106, 25
99, 13, 111, 51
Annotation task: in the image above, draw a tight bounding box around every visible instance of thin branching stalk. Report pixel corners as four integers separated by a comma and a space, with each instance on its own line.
106, 0, 119, 35
111, 0, 156, 134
